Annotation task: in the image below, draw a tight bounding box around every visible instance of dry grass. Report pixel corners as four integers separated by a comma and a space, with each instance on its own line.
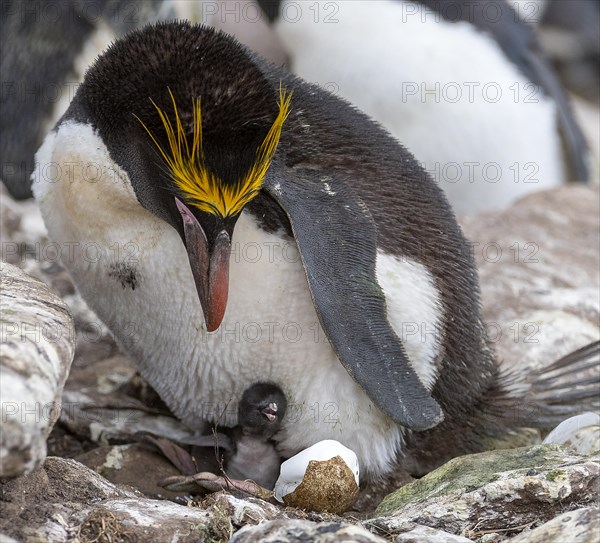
77, 510, 135, 543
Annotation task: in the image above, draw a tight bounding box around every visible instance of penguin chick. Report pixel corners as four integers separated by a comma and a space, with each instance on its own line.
189, 382, 287, 488
226, 382, 287, 489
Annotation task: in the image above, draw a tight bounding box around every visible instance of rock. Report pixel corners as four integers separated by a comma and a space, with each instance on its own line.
352, 465, 414, 514
460, 186, 600, 373
479, 535, 505, 543
231, 519, 388, 543
59, 356, 197, 446
373, 445, 599, 537
0, 185, 48, 258
394, 524, 474, 543
507, 506, 599, 543
0, 262, 75, 478
1, 457, 353, 543
0, 456, 138, 542
75, 443, 185, 500
0, 456, 212, 543
65, 293, 119, 366
202, 491, 286, 531
77, 498, 212, 543
46, 422, 95, 459
0, 185, 23, 243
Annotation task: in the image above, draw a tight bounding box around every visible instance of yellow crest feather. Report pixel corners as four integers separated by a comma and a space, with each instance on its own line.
135, 85, 292, 218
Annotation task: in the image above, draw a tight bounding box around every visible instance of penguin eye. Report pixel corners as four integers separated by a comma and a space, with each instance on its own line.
134, 85, 292, 218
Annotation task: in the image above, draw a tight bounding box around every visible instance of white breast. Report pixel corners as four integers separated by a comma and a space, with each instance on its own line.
274, 0, 565, 214
33, 121, 443, 476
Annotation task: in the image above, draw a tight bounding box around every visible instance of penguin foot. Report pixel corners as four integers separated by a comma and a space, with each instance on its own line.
159, 472, 274, 502
138, 431, 275, 500
137, 432, 225, 476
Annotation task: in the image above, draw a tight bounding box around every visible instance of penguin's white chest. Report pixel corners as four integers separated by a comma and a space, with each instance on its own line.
33, 121, 442, 476
98, 211, 439, 475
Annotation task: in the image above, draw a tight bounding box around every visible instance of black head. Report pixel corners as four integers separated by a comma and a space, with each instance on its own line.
67, 21, 291, 331
238, 382, 287, 438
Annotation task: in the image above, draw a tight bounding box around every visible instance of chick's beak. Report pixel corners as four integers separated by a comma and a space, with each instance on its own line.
262, 402, 278, 422
176, 198, 230, 332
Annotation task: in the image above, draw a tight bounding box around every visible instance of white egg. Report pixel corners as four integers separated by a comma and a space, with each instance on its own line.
274, 439, 360, 503
543, 412, 600, 454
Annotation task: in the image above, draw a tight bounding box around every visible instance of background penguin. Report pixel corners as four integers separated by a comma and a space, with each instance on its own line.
531, 0, 599, 102
534, 0, 600, 164
1, 0, 171, 200
261, 0, 594, 214
0, 0, 285, 200
32, 22, 598, 478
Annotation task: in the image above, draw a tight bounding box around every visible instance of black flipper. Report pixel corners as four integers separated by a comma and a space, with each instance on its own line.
522, 341, 600, 428
522, 50, 590, 182
264, 166, 443, 431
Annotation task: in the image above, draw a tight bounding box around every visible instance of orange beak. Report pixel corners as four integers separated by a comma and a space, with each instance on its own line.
176, 198, 230, 332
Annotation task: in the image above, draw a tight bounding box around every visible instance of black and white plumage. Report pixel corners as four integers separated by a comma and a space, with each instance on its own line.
262, 0, 592, 213
33, 22, 598, 478
1, 0, 285, 200
1, 0, 173, 200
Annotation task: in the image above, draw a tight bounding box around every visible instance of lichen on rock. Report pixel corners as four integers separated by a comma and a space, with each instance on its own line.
373, 445, 599, 537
